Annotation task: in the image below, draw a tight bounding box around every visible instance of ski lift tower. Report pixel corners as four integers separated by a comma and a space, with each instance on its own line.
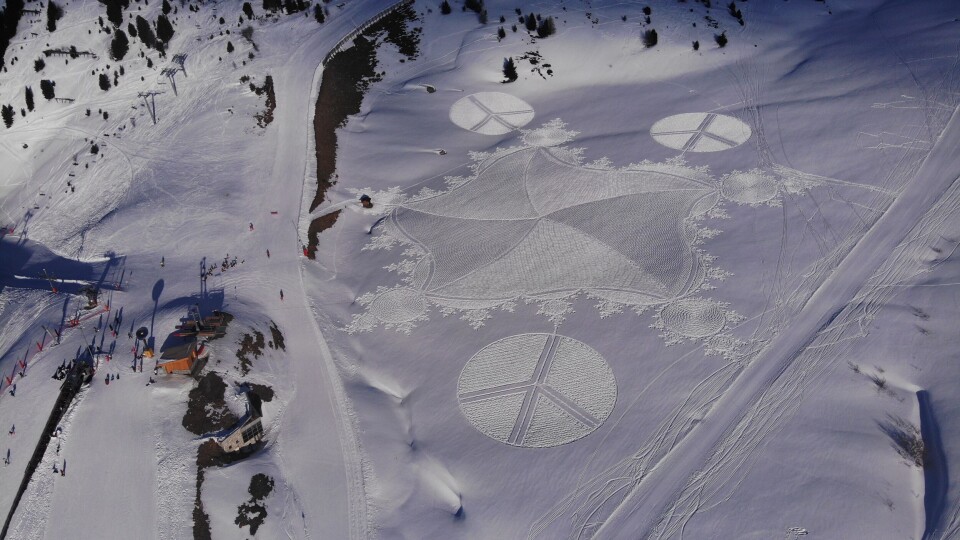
138, 91, 164, 124
160, 67, 180, 96
171, 54, 188, 77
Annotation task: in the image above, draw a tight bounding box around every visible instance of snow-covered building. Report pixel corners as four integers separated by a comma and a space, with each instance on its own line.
218, 392, 265, 453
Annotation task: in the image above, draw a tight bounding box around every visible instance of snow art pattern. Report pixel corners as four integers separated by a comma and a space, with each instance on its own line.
457, 334, 617, 447
650, 113, 751, 152
449, 92, 535, 135
348, 117, 767, 359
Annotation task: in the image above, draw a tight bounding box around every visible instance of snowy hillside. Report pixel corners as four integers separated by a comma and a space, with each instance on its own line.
1, 0, 960, 538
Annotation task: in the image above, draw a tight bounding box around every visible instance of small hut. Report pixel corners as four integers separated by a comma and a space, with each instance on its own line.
158, 339, 209, 375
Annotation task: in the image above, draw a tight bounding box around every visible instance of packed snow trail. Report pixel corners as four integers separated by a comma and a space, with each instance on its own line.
595, 106, 960, 539
259, 2, 414, 539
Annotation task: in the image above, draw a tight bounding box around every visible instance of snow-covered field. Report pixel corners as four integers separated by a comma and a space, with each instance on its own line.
2, 0, 960, 538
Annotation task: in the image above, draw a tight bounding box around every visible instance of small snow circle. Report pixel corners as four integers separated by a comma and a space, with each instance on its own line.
660, 299, 727, 338
721, 171, 778, 204
369, 288, 427, 324
650, 113, 751, 152
449, 92, 535, 135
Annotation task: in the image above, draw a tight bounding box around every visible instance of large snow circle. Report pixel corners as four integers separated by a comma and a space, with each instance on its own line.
660, 299, 727, 338
650, 113, 751, 152
457, 334, 617, 448
369, 287, 427, 324
449, 92, 535, 135
721, 171, 778, 204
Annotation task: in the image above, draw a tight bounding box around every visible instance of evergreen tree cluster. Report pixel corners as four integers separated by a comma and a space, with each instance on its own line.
0, 0, 26, 71
46, 1, 64, 33
110, 29, 129, 60
2, 104, 14, 128
101, 0, 129, 28
502, 57, 517, 83
728, 2, 744, 25
642, 28, 657, 48
40, 79, 56, 100
536, 16, 555, 38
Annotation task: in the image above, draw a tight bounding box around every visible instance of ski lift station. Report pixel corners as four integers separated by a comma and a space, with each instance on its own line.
158, 339, 209, 375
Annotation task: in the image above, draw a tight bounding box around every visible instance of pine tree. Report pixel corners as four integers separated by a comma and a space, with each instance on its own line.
536, 16, 555, 38
1, 105, 14, 128
497, 26, 505, 40
226, 41, 234, 53
243, 2, 254, 19
313, 5, 324, 23
105, 0, 124, 27
439, 1, 451, 15
502, 57, 518, 82
693, 40, 700, 51
642, 28, 657, 48
127, 22, 137, 38
24, 86, 33, 111
46, 1, 63, 32
34, 58, 45, 72
464, 0, 483, 14
525, 13, 537, 31
136, 16, 156, 48
40, 79, 55, 100
162, 0, 172, 15
99, 73, 111, 91
156, 14, 174, 44
110, 29, 129, 60
715, 31, 727, 48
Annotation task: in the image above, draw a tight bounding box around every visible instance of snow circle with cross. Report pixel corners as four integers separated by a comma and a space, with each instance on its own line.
449, 92, 535, 135
650, 112, 752, 152
457, 333, 617, 447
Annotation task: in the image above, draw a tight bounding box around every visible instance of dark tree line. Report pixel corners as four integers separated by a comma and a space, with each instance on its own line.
0, 0, 26, 71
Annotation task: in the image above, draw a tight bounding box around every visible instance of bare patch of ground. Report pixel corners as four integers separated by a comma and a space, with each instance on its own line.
307, 5, 420, 257
182, 372, 239, 436
235, 473, 275, 535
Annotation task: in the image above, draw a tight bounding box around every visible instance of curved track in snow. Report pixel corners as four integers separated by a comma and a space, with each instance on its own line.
262, 3, 413, 538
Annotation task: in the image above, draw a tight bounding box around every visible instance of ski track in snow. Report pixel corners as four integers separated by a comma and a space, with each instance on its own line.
530, 24, 960, 538
591, 101, 960, 539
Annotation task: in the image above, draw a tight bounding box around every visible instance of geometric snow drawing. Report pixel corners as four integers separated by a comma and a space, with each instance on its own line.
658, 298, 731, 338
650, 112, 751, 152
457, 334, 616, 447
449, 92, 535, 135
348, 119, 741, 338
721, 169, 779, 205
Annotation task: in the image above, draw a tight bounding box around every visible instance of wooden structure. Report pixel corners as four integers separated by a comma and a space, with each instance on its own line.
158, 339, 208, 375
218, 392, 264, 452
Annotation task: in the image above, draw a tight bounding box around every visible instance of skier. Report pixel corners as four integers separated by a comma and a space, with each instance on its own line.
249, 222, 254, 231
266, 249, 270, 258
8, 424, 13, 435
280, 290, 284, 301
161, 256, 165, 268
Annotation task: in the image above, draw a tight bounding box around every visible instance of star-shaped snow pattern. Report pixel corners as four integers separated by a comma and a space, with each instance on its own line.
348, 120, 737, 333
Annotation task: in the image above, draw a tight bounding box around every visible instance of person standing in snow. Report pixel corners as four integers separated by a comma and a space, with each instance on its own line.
161, 257, 165, 268
8, 424, 13, 435
280, 290, 284, 301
